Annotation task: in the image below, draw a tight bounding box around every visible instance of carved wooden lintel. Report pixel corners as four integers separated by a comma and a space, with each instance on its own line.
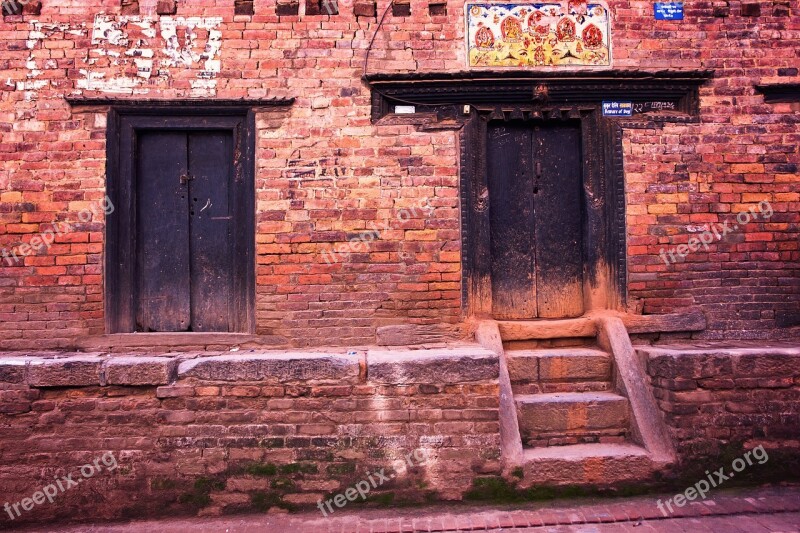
366, 69, 712, 122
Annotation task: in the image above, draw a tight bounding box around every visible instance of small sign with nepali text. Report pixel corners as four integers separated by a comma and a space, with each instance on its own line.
602, 101, 633, 117
654, 2, 684, 20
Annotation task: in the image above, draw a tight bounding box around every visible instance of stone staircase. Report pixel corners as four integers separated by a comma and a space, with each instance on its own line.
508, 346, 630, 447
475, 314, 677, 488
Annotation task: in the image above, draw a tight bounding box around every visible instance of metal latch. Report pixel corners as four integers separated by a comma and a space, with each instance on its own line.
180, 173, 194, 185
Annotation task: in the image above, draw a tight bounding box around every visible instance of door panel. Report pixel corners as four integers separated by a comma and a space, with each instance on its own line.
534, 124, 584, 318
488, 123, 537, 319
188, 132, 234, 332
487, 120, 584, 320
136, 131, 192, 331
134, 129, 237, 332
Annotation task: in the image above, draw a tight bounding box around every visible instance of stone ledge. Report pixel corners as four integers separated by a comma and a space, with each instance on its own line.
0, 358, 26, 384
367, 347, 498, 384
26, 356, 105, 387
638, 345, 800, 379
177, 352, 360, 384
0, 354, 178, 387
0, 347, 500, 388
105, 356, 177, 385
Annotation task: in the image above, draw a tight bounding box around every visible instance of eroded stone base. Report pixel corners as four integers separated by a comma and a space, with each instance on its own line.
1, 343, 799, 525
0, 346, 500, 524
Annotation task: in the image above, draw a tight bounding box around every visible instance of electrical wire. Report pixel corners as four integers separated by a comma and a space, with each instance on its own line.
361, 0, 481, 114
363, 0, 396, 79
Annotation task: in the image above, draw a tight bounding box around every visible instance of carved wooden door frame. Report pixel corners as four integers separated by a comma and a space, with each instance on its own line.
462, 107, 614, 317
365, 70, 712, 317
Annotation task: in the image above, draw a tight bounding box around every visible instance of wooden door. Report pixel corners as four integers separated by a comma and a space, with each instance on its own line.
487, 121, 584, 319
136, 130, 235, 332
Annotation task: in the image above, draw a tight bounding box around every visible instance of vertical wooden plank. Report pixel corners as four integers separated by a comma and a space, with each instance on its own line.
534, 123, 584, 318
488, 122, 537, 319
461, 115, 494, 318
232, 111, 257, 333
106, 111, 126, 333
136, 131, 191, 331
469, 117, 493, 317
188, 131, 234, 332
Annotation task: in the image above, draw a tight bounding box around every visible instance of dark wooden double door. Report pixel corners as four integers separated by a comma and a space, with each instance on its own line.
136, 130, 237, 332
487, 121, 584, 319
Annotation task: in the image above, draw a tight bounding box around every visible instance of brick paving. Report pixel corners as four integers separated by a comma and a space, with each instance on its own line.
14, 484, 800, 532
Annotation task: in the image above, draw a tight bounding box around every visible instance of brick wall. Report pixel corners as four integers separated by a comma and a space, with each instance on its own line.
0, 347, 501, 525
0, 1, 798, 348
642, 345, 800, 476
3, 345, 800, 524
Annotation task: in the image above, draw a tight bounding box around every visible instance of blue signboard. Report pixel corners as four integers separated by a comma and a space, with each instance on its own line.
654, 2, 684, 20
602, 101, 633, 117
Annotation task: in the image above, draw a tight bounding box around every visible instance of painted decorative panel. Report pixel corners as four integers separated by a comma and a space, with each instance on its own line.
466, 2, 610, 68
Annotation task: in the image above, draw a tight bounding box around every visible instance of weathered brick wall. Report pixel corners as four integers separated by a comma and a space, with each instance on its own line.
0, 347, 501, 525
619, 3, 799, 337
642, 346, 800, 470
0, 1, 798, 348
3, 345, 800, 524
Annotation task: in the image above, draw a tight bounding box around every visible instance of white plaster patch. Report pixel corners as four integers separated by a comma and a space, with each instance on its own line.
160, 17, 223, 71
135, 58, 154, 79
92, 14, 135, 46
22, 21, 88, 99
131, 19, 158, 38
77, 71, 140, 94
22, 14, 224, 98
90, 14, 224, 96
16, 80, 48, 91
190, 78, 218, 98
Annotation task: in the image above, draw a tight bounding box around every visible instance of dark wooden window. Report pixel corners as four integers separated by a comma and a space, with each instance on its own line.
392, 1, 410, 16
755, 83, 800, 104
276, 1, 300, 15
235, 0, 255, 15
306, 0, 338, 15
429, 2, 446, 16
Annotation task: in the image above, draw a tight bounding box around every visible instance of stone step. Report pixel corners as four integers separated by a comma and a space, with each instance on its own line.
518, 443, 660, 487
506, 347, 612, 388
511, 381, 612, 395
515, 391, 630, 445
504, 338, 597, 351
